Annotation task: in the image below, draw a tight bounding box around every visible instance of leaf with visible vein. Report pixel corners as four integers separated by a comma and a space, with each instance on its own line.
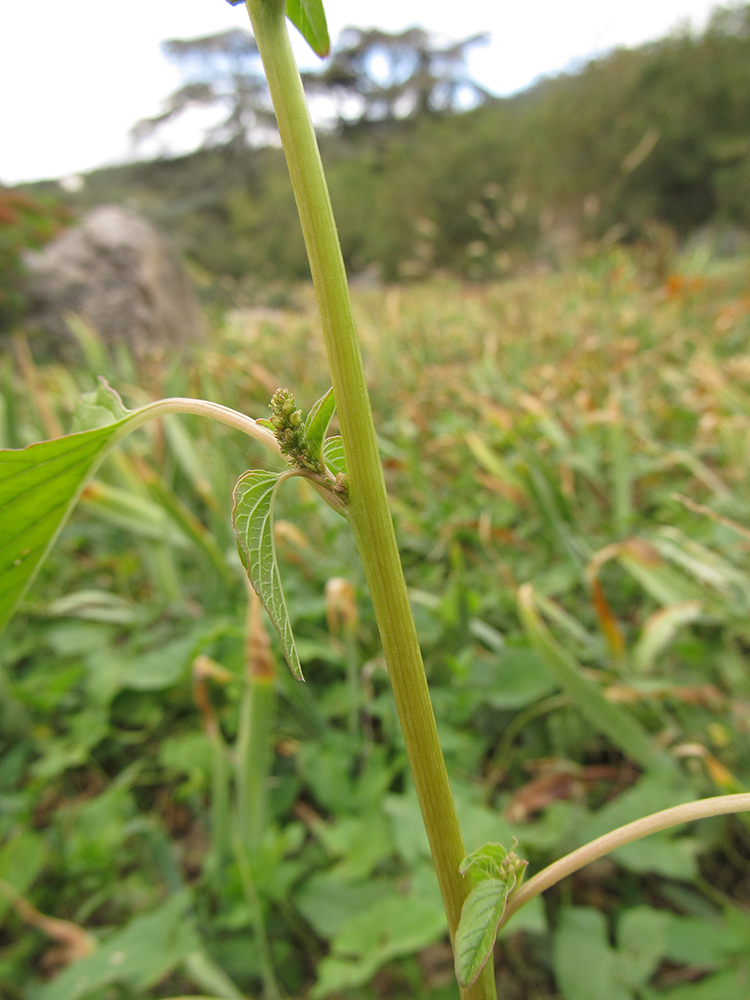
304, 387, 335, 469
460, 843, 510, 882
0, 417, 133, 636
455, 877, 516, 987
323, 435, 347, 476
285, 0, 330, 57
232, 469, 304, 679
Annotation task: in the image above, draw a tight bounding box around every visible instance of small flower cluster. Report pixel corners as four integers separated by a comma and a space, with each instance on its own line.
269, 388, 320, 472
499, 849, 525, 884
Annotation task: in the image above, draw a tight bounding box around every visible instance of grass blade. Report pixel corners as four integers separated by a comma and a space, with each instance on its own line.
517, 583, 661, 771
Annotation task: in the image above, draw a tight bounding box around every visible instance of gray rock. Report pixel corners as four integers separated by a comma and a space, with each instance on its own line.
24, 206, 203, 359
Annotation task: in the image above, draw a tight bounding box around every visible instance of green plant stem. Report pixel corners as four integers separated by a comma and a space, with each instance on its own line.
501, 792, 750, 928
244, 4, 493, 997
233, 832, 280, 1000
128, 397, 281, 456
344, 626, 359, 741
237, 588, 276, 854
237, 675, 275, 852
210, 728, 232, 874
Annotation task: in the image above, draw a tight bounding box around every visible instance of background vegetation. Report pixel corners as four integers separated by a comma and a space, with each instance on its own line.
9, 3, 750, 303
1, 5, 750, 1000
2, 241, 750, 999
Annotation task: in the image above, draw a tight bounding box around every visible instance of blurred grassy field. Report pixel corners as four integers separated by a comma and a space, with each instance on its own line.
2, 247, 750, 1000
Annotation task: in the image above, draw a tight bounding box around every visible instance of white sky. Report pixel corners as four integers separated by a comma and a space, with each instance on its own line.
0, 0, 731, 186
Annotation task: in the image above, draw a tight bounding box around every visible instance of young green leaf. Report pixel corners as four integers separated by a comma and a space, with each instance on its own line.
454, 877, 516, 987
323, 435, 347, 476
455, 843, 528, 986
460, 842, 511, 882
303, 387, 336, 469
232, 469, 304, 679
285, 0, 330, 57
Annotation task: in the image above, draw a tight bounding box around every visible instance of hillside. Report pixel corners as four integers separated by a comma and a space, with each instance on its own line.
22, 4, 750, 295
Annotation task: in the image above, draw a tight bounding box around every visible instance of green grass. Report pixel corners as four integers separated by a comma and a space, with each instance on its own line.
2, 246, 750, 1000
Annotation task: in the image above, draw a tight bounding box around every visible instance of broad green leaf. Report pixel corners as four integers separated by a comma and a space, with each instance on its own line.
615, 834, 699, 880
303, 387, 335, 468
316, 811, 395, 880
651, 969, 750, 1000
454, 877, 516, 987
0, 394, 135, 636
285, 0, 330, 57
295, 871, 397, 939
323, 435, 347, 476
312, 894, 446, 998
616, 907, 671, 991
37, 891, 199, 1000
664, 912, 746, 967
481, 646, 556, 709
113, 635, 197, 692
383, 787, 432, 867
232, 468, 303, 679
553, 907, 630, 1000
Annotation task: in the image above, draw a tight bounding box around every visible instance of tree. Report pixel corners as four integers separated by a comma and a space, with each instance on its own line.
132, 26, 492, 154
302, 27, 492, 129
131, 28, 275, 154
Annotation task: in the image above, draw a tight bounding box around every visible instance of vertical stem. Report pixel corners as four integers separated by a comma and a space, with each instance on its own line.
244, 4, 495, 997
345, 626, 359, 742
233, 832, 281, 1000
237, 586, 276, 854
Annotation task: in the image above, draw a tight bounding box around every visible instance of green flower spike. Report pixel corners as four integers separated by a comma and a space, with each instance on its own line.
269, 388, 322, 472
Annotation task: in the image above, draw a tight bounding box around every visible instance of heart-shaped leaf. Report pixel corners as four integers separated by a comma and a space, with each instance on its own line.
285, 0, 330, 57
454, 876, 517, 987
304, 387, 335, 469
232, 468, 304, 679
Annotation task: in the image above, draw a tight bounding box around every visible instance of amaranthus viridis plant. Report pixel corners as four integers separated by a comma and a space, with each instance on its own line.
1, 0, 750, 997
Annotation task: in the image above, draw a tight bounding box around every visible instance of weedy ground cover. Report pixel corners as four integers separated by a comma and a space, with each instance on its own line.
2, 247, 750, 1000
2, 3, 750, 997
